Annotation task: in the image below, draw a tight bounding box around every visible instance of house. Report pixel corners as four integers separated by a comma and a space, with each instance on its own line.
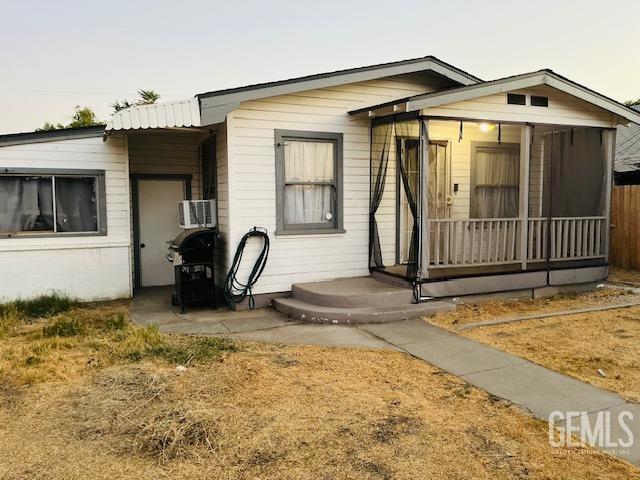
1, 56, 639, 316
614, 104, 640, 184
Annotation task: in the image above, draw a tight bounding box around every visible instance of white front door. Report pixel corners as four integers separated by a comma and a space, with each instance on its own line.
137, 179, 186, 287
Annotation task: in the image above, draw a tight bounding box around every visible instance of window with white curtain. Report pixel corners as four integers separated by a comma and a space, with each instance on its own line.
471, 144, 520, 218
275, 130, 343, 234
0, 170, 106, 236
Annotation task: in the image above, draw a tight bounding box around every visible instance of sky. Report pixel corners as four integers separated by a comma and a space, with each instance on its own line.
1, 0, 639, 134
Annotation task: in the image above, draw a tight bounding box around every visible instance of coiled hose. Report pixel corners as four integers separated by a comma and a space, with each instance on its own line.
223, 227, 270, 309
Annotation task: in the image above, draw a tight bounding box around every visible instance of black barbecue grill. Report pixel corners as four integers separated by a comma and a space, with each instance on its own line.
166, 228, 216, 313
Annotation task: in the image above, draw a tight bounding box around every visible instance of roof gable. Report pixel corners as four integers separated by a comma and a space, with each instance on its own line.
198, 56, 481, 126
350, 70, 640, 126
407, 70, 640, 125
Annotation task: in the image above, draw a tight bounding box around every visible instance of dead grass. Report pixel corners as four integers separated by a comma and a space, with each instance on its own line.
429, 285, 639, 330
454, 305, 640, 404
610, 267, 640, 286
0, 303, 638, 479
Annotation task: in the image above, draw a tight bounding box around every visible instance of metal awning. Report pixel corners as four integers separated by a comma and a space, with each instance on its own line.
106, 97, 201, 131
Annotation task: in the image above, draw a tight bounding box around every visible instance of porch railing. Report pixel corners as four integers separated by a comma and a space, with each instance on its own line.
428, 218, 522, 268
527, 216, 607, 262
427, 216, 607, 268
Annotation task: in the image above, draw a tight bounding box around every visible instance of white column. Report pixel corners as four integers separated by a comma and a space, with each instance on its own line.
519, 125, 531, 269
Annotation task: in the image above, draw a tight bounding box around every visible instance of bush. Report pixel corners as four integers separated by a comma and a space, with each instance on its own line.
42, 317, 85, 337
14, 293, 78, 319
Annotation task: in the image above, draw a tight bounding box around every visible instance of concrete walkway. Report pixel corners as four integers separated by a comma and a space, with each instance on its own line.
131, 289, 639, 465
361, 319, 640, 466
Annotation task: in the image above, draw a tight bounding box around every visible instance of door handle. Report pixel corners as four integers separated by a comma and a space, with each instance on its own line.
140, 243, 146, 248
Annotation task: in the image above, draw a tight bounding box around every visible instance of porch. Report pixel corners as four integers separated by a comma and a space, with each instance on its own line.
360, 91, 616, 299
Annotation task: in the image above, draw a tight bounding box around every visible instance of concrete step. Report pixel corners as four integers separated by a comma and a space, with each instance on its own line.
292, 276, 414, 308
273, 297, 455, 325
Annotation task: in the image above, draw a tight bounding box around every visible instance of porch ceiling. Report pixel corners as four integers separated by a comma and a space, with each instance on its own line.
349, 69, 640, 126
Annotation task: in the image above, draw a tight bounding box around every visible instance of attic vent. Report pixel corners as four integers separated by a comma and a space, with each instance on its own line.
531, 95, 549, 107
507, 93, 526, 105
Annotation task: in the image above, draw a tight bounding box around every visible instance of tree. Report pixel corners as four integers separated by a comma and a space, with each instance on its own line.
36, 105, 101, 131
625, 99, 640, 107
112, 89, 160, 112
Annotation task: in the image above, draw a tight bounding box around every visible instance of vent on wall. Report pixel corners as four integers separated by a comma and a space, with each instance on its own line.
507, 93, 526, 105
531, 95, 549, 107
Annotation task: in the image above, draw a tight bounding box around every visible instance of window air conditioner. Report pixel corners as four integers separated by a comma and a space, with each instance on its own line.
178, 199, 217, 229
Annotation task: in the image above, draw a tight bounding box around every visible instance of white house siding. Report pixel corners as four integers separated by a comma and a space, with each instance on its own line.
0, 136, 131, 301
127, 131, 203, 198
213, 122, 229, 288
225, 75, 445, 294
421, 85, 618, 128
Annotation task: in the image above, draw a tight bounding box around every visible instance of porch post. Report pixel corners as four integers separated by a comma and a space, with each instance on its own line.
419, 118, 430, 280
603, 129, 616, 263
519, 125, 531, 269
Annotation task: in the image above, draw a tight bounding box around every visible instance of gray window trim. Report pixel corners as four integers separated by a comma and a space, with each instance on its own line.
0, 167, 107, 238
470, 142, 520, 219
275, 129, 344, 235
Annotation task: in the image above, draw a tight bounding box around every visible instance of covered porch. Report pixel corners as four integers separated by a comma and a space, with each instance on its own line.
352, 71, 634, 300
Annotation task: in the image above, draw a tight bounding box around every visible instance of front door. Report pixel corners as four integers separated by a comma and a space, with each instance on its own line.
137, 179, 186, 287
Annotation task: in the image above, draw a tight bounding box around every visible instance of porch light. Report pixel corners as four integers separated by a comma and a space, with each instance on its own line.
478, 122, 496, 132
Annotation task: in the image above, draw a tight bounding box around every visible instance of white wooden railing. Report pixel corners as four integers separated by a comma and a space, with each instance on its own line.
428, 218, 522, 267
527, 217, 607, 261
428, 216, 607, 268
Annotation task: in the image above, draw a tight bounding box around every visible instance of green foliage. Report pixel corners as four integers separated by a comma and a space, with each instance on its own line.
146, 337, 237, 365
624, 99, 640, 107
12, 293, 78, 319
37, 105, 101, 131
68, 106, 100, 128
112, 89, 160, 113
42, 317, 85, 337
103, 313, 127, 331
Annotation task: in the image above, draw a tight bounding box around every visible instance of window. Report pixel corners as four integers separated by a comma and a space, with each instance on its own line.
471, 144, 520, 218
531, 95, 549, 107
0, 170, 106, 236
507, 93, 526, 105
275, 130, 343, 234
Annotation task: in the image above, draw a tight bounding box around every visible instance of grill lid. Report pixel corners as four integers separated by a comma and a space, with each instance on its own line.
169, 228, 214, 250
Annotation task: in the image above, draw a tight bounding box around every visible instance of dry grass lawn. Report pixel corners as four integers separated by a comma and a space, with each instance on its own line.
1, 299, 638, 479
428, 282, 640, 404
609, 267, 640, 286
429, 285, 640, 330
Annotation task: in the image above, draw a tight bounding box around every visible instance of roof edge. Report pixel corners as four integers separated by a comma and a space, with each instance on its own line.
0, 125, 106, 147
197, 55, 482, 100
